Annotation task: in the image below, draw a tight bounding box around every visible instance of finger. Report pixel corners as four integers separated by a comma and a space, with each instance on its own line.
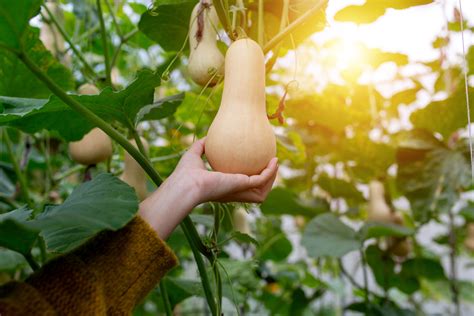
187, 138, 206, 156
249, 158, 278, 187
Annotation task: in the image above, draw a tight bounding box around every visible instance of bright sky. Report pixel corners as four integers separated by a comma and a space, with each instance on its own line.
324, 0, 474, 62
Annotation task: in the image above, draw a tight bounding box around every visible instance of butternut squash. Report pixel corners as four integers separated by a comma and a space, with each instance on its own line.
68, 84, 113, 165
205, 38, 276, 175
188, 1, 224, 86
120, 138, 149, 201
464, 223, 474, 252
40, 2, 64, 56
367, 180, 393, 223
233, 207, 251, 235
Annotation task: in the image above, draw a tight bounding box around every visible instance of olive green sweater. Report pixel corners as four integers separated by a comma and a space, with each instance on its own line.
0, 217, 178, 315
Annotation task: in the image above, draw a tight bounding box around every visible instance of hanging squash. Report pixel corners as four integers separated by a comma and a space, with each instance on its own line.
367, 180, 393, 223
205, 38, 276, 175
68, 84, 113, 166
464, 223, 474, 252
188, 0, 224, 86
120, 138, 149, 201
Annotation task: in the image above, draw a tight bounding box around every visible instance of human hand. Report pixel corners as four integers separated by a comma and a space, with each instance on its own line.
139, 138, 278, 239
173, 138, 278, 204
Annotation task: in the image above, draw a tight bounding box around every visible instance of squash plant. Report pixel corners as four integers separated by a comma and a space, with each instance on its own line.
1, 0, 474, 315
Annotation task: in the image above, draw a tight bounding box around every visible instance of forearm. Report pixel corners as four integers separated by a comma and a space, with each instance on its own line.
139, 174, 199, 239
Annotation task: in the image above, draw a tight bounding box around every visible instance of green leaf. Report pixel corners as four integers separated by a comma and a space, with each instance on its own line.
261, 187, 328, 217
0, 208, 38, 255
259, 233, 292, 261
0, 29, 74, 98
0, 70, 160, 141
135, 92, 184, 125
162, 277, 204, 308
0, 168, 15, 197
0, 248, 27, 271
0, 0, 42, 50
231, 231, 259, 246
317, 173, 364, 202
397, 138, 470, 222
400, 258, 446, 281
411, 87, 474, 138
359, 222, 414, 240
365, 245, 398, 292
302, 213, 360, 258
460, 203, 474, 222
138, 0, 197, 52
32, 173, 138, 253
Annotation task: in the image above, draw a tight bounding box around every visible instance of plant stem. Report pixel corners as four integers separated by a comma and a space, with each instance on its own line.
3, 130, 34, 210
359, 249, 370, 309
24, 252, 40, 271
213, 0, 233, 39
130, 127, 147, 158
17, 52, 162, 186
448, 208, 460, 316
104, 0, 122, 38
41, 6, 96, 79
159, 281, 173, 316
96, 0, 112, 87
53, 165, 85, 183
338, 259, 364, 292
257, 0, 264, 47
17, 51, 218, 316
181, 220, 217, 315
110, 29, 138, 70
263, 0, 327, 54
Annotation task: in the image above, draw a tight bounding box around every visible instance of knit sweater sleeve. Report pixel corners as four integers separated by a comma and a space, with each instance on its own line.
0, 216, 178, 315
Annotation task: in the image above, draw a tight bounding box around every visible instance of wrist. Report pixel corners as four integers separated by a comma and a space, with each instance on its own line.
138, 174, 199, 239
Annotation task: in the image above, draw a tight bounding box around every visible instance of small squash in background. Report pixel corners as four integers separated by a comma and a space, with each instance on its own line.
120, 138, 149, 201
233, 207, 251, 235
205, 38, 276, 176
68, 84, 113, 166
188, 0, 224, 86
367, 180, 393, 223
464, 223, 474, 252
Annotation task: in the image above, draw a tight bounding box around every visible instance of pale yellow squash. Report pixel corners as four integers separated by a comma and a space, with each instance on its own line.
367, 180, 393, 223
205, 39, 276, 175
465, 223, 474, 252
68, 84, 113, 165
120, 138, 149, 201
233, 207, 251, 235
188, 1, 224, 86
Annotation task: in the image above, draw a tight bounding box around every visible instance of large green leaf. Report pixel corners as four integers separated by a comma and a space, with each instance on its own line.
396, 132, 470, 222
302, 213, 360, 258
0, 0, 42, 50
31, 173, 138, 253
0, 70, 162, 141
260, 187, 328, 217
0, 29, 74, 98
135, 92, 185, 125
0, 208, 38, 255
138, 0, 197, 52
365, 245, 398, 291
162, 277, 204, 308
0, 248, 27, 271
411, 87, 474, 138
359, 222, 414, 240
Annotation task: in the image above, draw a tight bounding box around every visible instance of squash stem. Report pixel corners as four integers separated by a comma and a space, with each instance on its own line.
257, 0, 264, 47
17, 51, 218, 316
263, 0, 327, 54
